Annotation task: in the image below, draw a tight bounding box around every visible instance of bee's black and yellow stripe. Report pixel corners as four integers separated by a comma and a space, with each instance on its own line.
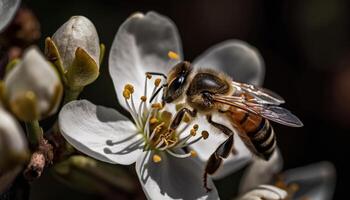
229, 109, 276, 160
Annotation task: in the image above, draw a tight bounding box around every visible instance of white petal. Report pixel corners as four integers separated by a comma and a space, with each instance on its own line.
193, 40, 265, 86
283, 161, 336, 200
4, 46, 63, 118
0, 0, 20, 32
188, 114, 252, 179
239, 148, 283, 193
135, 150, 219, 200
0, 107, 27, 161
109, 11, 182, 109
52, 16, 100, 69
58, 100, 144, 165
238, 185, 287, 200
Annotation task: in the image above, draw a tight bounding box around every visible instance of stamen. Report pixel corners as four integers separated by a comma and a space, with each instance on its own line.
201, 130, 209, 139
168, 51, 180, 60
151, 103, 163, 110
124, 84, 134, 94
190, 128, 197, 136
154, 78, 162, 87
183, 114, 191, 123
150, 117, 158, 124
175, 103, 185, 111
146, 72, 152, 79
193, 124, 199, 131
190, 150, 197, 157
152, 154, 162, 163
123, 89, 131, 99
140, 96, 147, 102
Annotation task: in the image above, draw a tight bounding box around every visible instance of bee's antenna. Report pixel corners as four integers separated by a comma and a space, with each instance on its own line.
149, 83, 168, 103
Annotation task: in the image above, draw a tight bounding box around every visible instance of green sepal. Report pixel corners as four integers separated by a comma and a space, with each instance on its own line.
66, 47, 99, 88
45, 37, 67, 83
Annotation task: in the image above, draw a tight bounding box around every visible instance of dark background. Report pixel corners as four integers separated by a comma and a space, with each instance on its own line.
20, 0, 349, 199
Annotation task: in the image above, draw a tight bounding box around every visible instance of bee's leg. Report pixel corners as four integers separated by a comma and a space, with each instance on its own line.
203, 134, 234, 192
169, 108, 197, 131
203, 115, 235, 192
206, 115, 237, 154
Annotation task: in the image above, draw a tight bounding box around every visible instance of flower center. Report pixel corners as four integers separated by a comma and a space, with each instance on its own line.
120, 51, 208, 163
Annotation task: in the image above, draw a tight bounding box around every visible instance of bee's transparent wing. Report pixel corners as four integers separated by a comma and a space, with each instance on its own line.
214, 95, 303, 127
231, 81, 285, 105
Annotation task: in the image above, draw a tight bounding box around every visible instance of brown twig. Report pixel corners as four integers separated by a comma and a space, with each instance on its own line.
23, 138, 53, 181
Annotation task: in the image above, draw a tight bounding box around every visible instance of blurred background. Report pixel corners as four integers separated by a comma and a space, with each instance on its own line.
2, 0, 348, 199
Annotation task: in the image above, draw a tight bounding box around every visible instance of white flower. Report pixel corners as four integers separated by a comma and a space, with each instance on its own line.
48, 16, 100, 88
0, 0, 20, 32
239, 151, 336, 200
3, 46, 63, 121
0, 107, 28, 192
109, 11, 266, 179
59, 11, 265, 199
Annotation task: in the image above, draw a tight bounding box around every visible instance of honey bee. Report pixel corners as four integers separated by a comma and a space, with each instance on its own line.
147, 61, 303, 192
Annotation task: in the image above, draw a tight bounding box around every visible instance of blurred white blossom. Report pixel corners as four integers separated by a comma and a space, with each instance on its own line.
0, 0, 20, 32
4, 46, 63, 121
0, 107, 28, 192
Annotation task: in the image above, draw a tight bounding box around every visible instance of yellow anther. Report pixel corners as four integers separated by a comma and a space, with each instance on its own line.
175, 103, 185, 111
152, 154, 162, 163
161, 111, 172, 123
190, 150, 197, 157
183, 114, 191, 123
190, 129, 197, 136
146, 73, 152, 79
154, 78, 162, 87
124, 84, 134, 94
123, 89, 131, 99
150, 117, 159, 124
168, 51, 180, 60
193, 124, 199, 131
201, 130, 209, 139
151, 103, 163, 109
140, 96, 147, 102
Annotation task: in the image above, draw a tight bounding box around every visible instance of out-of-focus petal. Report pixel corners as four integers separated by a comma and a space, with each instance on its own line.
283, 161, 336, 200
109, 11, 182, 109
59, 100, 144, 165
239, 148, 283, 193
193, 40, 265, 86
4, 46, 63, 121
0, 0, 20, 32
135, 150, 219, 200
238, 185, 287, 200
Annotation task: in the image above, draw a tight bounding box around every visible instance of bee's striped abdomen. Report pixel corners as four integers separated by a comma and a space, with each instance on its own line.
246, 119, 276, 160
227, 107, 276, 161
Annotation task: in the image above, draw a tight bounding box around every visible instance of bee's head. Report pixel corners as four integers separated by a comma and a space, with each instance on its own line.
163, 61, 192, 103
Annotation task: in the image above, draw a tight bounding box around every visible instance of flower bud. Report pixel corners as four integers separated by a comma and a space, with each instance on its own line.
3, 46, 63, 121
0, 107, 28, 192
48, 16, 101, 88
